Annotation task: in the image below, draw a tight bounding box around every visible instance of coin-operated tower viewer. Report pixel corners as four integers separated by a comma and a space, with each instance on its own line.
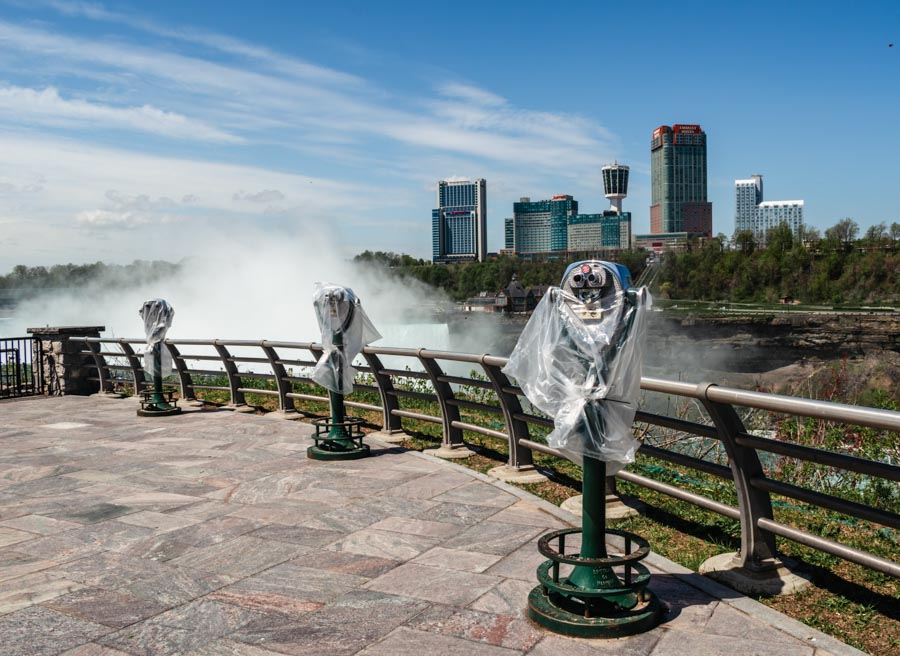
503, 260, 661, 637
307, 283, 381, 461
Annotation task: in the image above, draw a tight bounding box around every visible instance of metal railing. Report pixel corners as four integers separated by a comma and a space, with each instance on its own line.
76, 335, 900, 580
0, 336, 43, 398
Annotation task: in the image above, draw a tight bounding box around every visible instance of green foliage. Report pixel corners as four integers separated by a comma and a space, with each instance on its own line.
355, 252, 649, 302
657, 219, 899, 304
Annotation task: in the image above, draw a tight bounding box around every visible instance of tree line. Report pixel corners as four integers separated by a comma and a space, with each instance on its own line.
353, 250, 648, 302
356, 218, 899, 305
659, 219, 899, 304
0, 261, 180, 294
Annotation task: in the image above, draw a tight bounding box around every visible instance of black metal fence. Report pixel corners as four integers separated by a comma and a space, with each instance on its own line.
0, 336, 43, 398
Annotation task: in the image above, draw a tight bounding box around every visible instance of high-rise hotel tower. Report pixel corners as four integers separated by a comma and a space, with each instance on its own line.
432, 179, 487, 263
650, 124, 712, 237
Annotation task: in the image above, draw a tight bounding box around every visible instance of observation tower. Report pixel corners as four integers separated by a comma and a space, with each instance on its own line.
602, 163, 629, 213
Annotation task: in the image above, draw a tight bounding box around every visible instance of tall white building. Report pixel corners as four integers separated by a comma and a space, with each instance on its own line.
735, 175, 763, 233
734, 175, 804, 244
756, 201, 804, 242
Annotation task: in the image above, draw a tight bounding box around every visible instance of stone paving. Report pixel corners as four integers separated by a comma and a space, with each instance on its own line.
0, 396, 863, 656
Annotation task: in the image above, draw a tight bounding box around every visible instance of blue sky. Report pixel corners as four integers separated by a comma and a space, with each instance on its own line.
0, 0, 897, 270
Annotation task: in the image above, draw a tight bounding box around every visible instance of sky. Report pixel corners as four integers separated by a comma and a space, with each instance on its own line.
0, 0, 897, 272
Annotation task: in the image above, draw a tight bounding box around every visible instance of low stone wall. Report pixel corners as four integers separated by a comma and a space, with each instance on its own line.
26, 325, 105, 395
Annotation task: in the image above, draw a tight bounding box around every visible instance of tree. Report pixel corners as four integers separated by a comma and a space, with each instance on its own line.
765, 223, 794, 254
799, 225, 820, 248
825, 218, 859, 249
890, 222, 900, 242
864, 222, 887, 246
734, 230, 756, 254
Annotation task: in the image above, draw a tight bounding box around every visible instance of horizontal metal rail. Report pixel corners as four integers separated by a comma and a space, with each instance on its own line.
68, 334, 899, 582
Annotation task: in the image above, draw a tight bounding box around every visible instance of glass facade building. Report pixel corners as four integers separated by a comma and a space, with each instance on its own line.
650, 124, 712, 236
504, 196, 631, 254
432, 179, 487, 263
567, 212, 632, 251
505, 195, 578, 254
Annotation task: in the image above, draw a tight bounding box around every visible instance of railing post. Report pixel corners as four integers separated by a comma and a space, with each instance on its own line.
362, 350, 404, 438
481, 357, 546, 483
697, 383, 807, 595
84, 339, 118, 397
261, 342, 296, 418
118, 340, 145, 397
213, 342, 252, 411
165, 342, 198, 405
418, 350, 472, 459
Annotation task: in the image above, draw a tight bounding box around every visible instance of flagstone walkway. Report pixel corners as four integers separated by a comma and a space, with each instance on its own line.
0, 396, 863, 655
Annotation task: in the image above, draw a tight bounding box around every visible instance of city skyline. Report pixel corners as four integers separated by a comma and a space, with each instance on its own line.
0, 1, 897, 270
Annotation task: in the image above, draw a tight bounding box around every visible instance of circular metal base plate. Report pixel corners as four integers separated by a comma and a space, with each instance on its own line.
307, 444, 371, 461
527, 585, 662, 639
136, 407, 182, 417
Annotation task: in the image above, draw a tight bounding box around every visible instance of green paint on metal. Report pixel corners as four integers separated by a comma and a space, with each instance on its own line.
137, 344, 181, 417
528, 456, 662, 637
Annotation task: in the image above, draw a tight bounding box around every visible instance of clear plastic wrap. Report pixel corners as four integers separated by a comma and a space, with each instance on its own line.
502, 283, 651, 472
311, 283, 381, 395
139, 299, 174, 377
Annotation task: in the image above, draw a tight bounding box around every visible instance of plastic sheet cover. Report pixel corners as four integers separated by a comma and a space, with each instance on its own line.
139, 299, 174, 377
502, 286, 651, 472
311, 283, 382, 395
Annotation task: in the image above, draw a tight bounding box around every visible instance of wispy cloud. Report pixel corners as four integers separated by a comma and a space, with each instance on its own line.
0, 86, 242, 143
0, 16, 617, 173
0, 3, 625, 267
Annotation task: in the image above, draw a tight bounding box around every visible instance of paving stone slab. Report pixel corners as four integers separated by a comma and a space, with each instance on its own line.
184, 639, 282, 655
207, 562, 365, 616
169, 535, 307, 580
414, 501, 503, 526
379, 470, 472, 500
119, 566, 231, 607
0, 526, 37, 548
0, 605, 112, 656
431, 480, 520, 509
411, 545, 503, 573
51, 551, 174, 589
368, 515, 461, 538
529, 631, 664, 656
0, 550, 58, 583
409, 604, 544, 651
162, 515, 264, 547
0, 513, 82, 535
650, 629, 816, 655
59, 644, 133, 655
317, 551, 402, 578
357, 626, 520, 656
0, 570, 85, 615
364, 562, 502, 605
442, 520, 544, 556
247, 524, 345, 547
42, 586, 169, 629
115, 510, 201, 534
98, 599, 265, 656
469, 578, 536, 619
325, 527, 441, 561
233, 589, 429, 656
